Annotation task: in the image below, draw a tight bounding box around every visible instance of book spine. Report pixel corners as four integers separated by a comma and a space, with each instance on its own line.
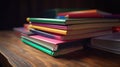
29, 25, 67, 35
21, 38, 55, 56
26, 18, 66, 25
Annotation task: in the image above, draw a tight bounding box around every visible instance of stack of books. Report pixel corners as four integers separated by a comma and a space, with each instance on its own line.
16, 9, 120, 56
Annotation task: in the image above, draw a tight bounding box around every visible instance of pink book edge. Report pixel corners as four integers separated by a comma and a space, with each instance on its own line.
31, 23, 67, 30
30, 35, 65, 45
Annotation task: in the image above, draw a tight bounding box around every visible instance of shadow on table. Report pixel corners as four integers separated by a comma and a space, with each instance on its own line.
56, 47, 120, 60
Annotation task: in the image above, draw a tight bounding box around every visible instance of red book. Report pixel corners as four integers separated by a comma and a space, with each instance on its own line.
57, 9, 112, 18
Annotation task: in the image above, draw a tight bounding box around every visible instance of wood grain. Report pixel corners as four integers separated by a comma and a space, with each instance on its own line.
0, 30, 120, 67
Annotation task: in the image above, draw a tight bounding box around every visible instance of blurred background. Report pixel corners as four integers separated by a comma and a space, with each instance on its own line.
0, 0, 120, 30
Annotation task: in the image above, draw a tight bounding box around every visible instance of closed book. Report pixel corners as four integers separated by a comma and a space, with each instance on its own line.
41, 8, 87, 18
30, 28, 112, 40
91, 32, 120, 54
27, 17, 120, 25
57, 9, 112, 18
56, 15, 120, 19
31, 18, 120, 30
21, 35, 87, 51
13, 27, 34, 37
28, 30, 112, 41
31, 23, 67, 30
29, 22, 120, 35
21, 37, 83, 56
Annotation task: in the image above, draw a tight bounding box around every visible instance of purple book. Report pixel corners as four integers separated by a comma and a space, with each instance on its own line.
13, 27, 34, 37
91, 32, 120, 54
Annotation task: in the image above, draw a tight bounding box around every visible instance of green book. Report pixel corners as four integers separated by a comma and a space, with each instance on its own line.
21, 38, 54, 56
27, 17, 65, 25
27, 17, 113, 25
21, 38, 83, 56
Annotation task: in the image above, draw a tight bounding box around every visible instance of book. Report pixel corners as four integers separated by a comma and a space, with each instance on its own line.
91, 32, 120, 54
26, 17, 120, 25
28, 30, 112, 41
31, 22, 119, 31
29, 24, 66, 35
40, 8, 88, 18
21, 37, 83, 56
56, 15, 120, 19
13, 27, 34, 37
21, 35, 87, 51
31, 23, 66, 30
30, 28, 112, 40
29, 22, 120, 35
91, 46, 120, 54
57, 9, 112, 18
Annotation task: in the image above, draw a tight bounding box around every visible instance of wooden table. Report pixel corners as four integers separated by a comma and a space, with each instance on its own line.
0, 30, 120, 67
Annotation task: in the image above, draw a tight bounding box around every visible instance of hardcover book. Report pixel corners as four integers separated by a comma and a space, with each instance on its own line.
40, 8, 88, 18
30, 28, 112, 40
91, 32, 120, 54
57, 9, 112, 18
31, 19, 120, 30
21, 38, 83, 56
21, 35, 88, 51
26, 17, 120, 25
13, 27, 34, 37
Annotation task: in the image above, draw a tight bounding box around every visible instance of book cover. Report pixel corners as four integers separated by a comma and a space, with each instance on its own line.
27, 17, 120, 25
21, 38, 83, 56
21, 35, 87, 51
57, 9, 112, 18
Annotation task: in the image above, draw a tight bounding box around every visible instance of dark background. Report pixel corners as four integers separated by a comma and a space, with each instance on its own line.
0, 0, 120, 30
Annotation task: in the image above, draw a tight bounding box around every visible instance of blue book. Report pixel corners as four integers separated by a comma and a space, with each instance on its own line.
30, 28, 56, 39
